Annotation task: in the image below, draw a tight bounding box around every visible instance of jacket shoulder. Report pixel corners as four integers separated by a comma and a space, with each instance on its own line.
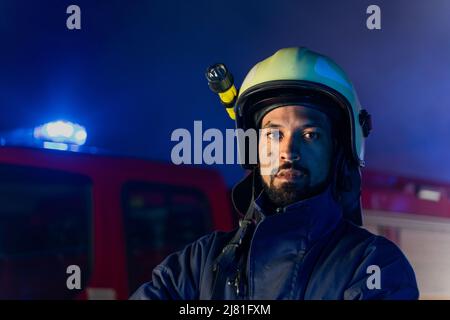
339, 220, 419, 299
341, 220, 408, 258
305, 220, 419, 299
338, 220, 415, 273
153, 228, 238, 284
129, 228, 237, 299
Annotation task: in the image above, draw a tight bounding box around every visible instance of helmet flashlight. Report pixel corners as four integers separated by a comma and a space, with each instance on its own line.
205, 63, 237, 120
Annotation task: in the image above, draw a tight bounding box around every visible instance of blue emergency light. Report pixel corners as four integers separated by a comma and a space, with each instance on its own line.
33, 120, 87, 146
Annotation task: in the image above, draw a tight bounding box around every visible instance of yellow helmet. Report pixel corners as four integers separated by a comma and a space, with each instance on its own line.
234, 47, 372, 169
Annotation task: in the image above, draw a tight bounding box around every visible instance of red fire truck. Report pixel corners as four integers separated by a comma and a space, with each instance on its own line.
0, 143, 233, 300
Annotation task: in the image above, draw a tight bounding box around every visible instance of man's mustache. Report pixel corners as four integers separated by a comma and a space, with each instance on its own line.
274, 162, 310, 176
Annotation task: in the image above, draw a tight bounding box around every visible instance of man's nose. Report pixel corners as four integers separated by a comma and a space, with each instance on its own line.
280, 135, 300, 162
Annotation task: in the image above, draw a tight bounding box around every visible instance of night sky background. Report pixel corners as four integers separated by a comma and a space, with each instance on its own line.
1, 0, 449, 186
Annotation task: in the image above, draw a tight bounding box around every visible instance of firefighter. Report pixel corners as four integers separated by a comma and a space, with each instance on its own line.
131, 47, 419, 300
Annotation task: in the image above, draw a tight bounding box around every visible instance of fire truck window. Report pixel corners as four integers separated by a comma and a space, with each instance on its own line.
122, 183, 212, 294
0, 164, 92, 299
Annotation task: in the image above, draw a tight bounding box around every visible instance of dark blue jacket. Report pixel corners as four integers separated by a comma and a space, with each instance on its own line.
130, 186, 419, 300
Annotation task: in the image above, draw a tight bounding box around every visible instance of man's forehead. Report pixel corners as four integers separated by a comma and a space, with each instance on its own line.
261, 105, 330, 127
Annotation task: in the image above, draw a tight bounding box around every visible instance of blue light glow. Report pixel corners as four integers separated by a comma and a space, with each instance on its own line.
34, 120, 87, 145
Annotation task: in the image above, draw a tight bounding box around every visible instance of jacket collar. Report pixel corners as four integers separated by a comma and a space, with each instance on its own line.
254, 184, 343, 243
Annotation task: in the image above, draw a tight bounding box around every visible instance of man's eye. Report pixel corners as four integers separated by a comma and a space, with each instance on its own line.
303, 132, 319, 140
267, 131, 281, 140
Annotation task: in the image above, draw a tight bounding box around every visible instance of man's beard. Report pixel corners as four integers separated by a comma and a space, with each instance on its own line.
260, 162, 330, 208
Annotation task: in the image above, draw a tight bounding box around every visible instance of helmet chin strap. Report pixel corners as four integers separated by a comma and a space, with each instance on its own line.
210, 168, 260, 299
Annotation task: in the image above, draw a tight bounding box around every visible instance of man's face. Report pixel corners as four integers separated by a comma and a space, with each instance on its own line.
258, 105, 334, 207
